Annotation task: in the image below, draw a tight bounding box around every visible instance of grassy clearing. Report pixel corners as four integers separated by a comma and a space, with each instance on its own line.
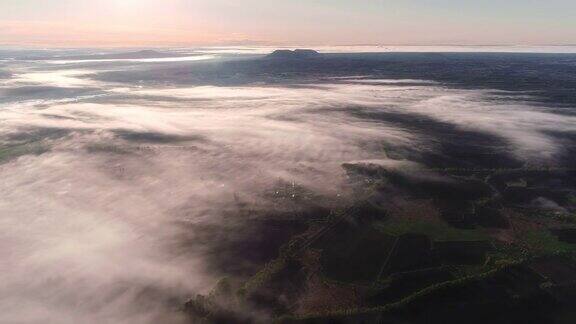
376, 217, 489, 242
520, 230, 576, 255
85, 143, 132, 154
0, 143, 47, 163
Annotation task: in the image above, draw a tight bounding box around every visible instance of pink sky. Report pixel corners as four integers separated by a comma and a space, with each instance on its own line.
1, 0, 575, 47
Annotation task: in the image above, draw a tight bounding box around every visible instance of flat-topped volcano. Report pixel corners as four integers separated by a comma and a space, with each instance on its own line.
266, 49, 322, 59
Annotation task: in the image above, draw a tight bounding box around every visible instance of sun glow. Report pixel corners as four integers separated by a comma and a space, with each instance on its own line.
109, 0, 155, 12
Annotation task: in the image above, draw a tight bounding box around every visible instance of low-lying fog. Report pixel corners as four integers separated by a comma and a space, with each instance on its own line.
1, 48, 575, 323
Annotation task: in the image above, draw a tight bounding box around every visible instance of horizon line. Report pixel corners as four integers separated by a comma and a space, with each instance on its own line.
2, 43, 576, 50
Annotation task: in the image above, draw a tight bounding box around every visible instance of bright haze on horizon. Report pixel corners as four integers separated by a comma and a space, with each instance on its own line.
1, 0, 576, 47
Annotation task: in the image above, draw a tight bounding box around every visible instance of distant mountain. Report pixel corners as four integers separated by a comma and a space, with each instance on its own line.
62, 50, 192, 60
266, 49, 322, 59
26, 50, 193, 61
105, 50, 171, 59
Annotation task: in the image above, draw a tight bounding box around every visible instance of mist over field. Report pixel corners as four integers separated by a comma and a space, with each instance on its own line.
1, 47, 576, 323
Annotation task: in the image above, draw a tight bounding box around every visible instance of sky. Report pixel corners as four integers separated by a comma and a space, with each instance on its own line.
1, 0, 575, 47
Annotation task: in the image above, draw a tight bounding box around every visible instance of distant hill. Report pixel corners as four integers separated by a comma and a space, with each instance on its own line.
61, 50, 191, 60
105, 50, 171, 59
27, 50, 194, 61
266, 49, 322, 59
